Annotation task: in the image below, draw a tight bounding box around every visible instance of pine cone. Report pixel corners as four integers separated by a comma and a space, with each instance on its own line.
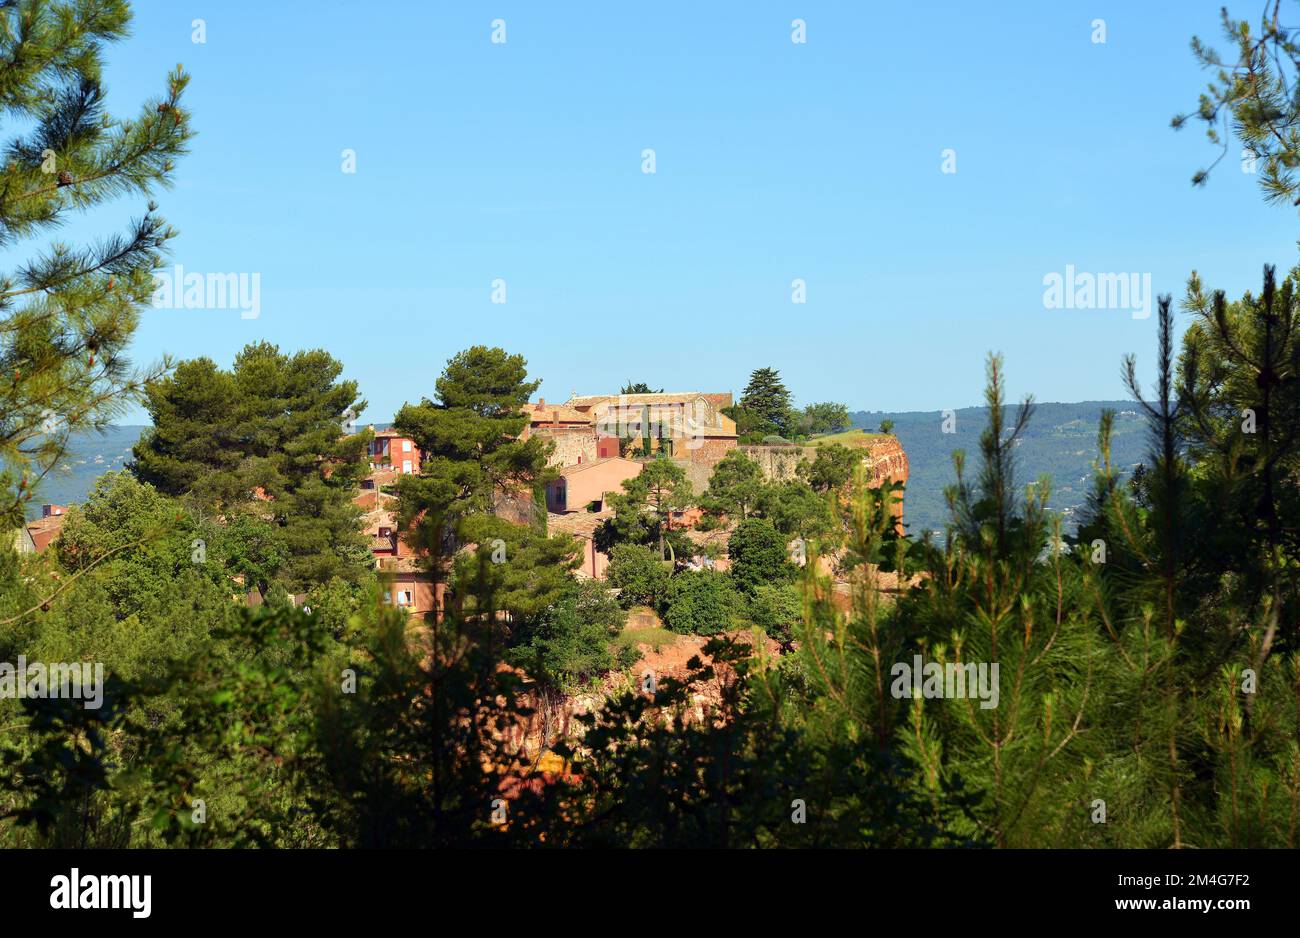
157, 102, 170, 113
57, 170, 72, 186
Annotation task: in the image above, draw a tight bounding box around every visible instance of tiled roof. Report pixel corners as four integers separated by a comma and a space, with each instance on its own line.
361, 506, 396, 535
522, 402, 590, 423
23, 514, 65, 552
378, 555, 428, 575
367, 467, 402, 487
353, 488, 396, 510
547, 509, 614, 538
554, 456, 640, 477
568, 392, 712, 407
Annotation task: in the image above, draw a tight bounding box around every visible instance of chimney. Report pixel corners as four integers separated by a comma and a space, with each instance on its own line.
538, 397, 545, 408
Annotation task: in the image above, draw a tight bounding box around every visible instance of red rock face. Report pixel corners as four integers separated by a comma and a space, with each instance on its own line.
862, 437, 909, 530
503, 632, 781, 757
862, 437, 909, 489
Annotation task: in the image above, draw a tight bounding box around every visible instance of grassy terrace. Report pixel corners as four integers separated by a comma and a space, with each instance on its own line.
613, 626, 678, 653
807, 428, 891, 447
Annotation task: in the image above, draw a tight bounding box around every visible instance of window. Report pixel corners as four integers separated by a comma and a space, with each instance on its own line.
398, 590, 412, 607
402, 459, 413, 474
378, 527, 391, 538
382, 592, 392, 604
402, 439, 411, 452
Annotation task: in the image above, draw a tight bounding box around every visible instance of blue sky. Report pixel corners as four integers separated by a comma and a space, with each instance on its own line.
47, 0, 1300, 421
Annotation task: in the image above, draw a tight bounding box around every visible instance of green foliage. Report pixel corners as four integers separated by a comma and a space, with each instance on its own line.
596, 455, 693, 559
452, 514, 581, 625
722, 403, 778, 443
11, 37, 1300, 846
547, 637, 979, 847
746, 582, 803, 643
18, 314, 1300, 848
738, 367, 793, 436
753, 479, 835, 539
132, 343, 371, 590
799, 443, 859, 492
393, 346, 549, 591
662, 569, 741, 636
506, 580, 627, 689
727, 517, 793, 592
0, 0, 191, 533
1175, 5, 1300, 205
606, 543, 669, 608
797, 401, 851, 436
700, 449, 764, 521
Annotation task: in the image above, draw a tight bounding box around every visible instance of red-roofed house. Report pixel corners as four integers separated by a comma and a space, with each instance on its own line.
15, 504, 67, 554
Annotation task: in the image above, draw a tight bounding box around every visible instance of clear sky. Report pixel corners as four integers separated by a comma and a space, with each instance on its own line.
49, 0, 1300, 422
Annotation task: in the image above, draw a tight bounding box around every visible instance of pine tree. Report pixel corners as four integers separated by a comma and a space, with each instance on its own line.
700, 449, 765, 520
392, 346, 551, 608
727, 516, 793, 592
1175, 4, 1300, 206
0, 0, 191, 534
131, 343, 372, 591
597, 455, 693, 561
738, 366, 793, 436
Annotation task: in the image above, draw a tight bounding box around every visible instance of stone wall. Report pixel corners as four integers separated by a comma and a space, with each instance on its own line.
738, 444, 814, 481
740, 438, 909, 488
534, 426, 598, 467
673, 437, 736, 493
741, 437, 910, 526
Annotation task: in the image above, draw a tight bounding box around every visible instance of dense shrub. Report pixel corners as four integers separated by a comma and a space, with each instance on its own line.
746, 582, 803, 642
727, 517, 793, 592
662, 569, 741, 636
606, 543, 669, 607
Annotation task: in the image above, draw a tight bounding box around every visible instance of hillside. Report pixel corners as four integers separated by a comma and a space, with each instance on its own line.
851, 401, 1146, 536
22, 426, 145, 521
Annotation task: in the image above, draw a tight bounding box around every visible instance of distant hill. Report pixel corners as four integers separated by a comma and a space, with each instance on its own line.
851, 401, 1147, 536
22, 425, 145, 521
22, 405, 1150, 535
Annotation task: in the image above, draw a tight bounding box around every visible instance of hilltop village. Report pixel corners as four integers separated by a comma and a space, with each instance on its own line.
353, 390, 909, 617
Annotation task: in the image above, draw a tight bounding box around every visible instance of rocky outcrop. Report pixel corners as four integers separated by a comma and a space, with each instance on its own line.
861, 436, 909, 488
505, 631, 780, 757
